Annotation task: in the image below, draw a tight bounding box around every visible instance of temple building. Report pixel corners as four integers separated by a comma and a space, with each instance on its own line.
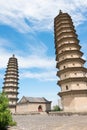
2, 55, 51, 114
16, 96, 51, 114
3, 55, 19, 113
54, 10, 87, 112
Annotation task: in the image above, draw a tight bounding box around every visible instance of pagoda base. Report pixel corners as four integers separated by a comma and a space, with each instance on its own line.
9, 105, 16, 114
59, 90, 87, 112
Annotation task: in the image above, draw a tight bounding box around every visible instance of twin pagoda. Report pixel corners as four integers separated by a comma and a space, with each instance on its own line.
2, 10, 87, 113
54, 10, 87, 112
3, 55, 19, 113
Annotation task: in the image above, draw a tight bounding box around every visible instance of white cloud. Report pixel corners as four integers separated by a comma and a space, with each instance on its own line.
0, 74, 3, 79
18, 55, 55, 69
17, 41, 55, 69
0, 38, 13, 48
0, 38, 14, 68
27, 42, 47, 56
20, 70, 57, 81
0, 37, 57, 81
0, 0, 87, 33
0, 37, 56, 69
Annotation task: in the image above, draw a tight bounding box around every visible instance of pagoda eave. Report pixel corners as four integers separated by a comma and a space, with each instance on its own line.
5, 70, 19, 74
9, 104, 16, 108
3, 86, 19, 89
4, 77, 19, 80
58, 77, 87, 86
3, 81, 19, 84
5, 91, 19, 95
5, 73, 19, 77
56, 58, 85, 68
55, 26, 75, 35
55, 43, 81, 53
56, 50, 83, 59
58, 89, 87, 97
57, 67, 87, 76
55, 37, 79, 44
9, 97, 19, 101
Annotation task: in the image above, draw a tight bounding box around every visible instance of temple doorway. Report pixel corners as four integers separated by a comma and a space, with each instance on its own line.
38, 105, 42, 112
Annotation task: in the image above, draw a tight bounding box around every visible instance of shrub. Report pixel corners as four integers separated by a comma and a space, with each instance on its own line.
0, 92, 16, 129
53, 105, 61, 111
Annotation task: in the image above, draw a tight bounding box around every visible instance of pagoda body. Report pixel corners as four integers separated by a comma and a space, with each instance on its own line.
54, 11, 87, 112
3, 55, 19, 113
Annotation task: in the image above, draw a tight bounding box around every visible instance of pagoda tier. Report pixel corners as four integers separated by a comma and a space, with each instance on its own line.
54, 10, 87, 112
57, 67, 87, 76
3, 55, 19, 113
56, 50, 83, 61
55, 43, 81, 54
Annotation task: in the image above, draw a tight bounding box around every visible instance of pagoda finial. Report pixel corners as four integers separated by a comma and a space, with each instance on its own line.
59, 10, 62, 14
12, 54, 15, 58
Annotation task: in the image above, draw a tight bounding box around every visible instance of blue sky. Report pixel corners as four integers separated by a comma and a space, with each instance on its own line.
0, 0, 87, 106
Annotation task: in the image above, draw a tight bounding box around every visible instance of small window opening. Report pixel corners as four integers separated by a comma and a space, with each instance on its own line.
66, 85, 68, 90
73, 63, 75, 66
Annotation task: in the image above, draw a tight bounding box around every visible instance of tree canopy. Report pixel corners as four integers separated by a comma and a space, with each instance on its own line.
0, 92, 16, 129
53, 105, 61, 111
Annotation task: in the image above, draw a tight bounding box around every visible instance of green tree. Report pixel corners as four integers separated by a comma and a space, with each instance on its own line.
0, 92, 16, 129
53, 105, 61, 111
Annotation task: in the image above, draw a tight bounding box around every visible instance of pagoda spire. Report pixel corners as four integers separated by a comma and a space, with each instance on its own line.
2, 55, 19, 113
59, 10, 62, 14
12, 54, 15, 58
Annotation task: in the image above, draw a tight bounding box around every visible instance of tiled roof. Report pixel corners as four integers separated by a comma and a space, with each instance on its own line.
25, 97, 51, 103
18, 96, 51, 104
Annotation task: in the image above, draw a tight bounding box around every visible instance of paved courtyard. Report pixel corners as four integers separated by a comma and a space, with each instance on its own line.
9, 114, 87, 130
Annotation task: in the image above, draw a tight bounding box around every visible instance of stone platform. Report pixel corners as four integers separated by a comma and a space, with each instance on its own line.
8, 113, 87, 130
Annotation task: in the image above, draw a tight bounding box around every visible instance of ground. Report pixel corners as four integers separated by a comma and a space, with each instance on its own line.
8, 114, 87, 130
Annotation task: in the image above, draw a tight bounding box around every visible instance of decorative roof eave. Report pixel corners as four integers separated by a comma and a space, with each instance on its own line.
55, 43, 81, 53
55, 36, 79, 44
9, 97, 19, 101
3, 86, 19, 89
58, 77, 87, 86
56, 58, 85, 68
28, 101, 52, 103
54, 12, 71, 23
55, 25, 75, 33
7, 64, 18, 67
9, 56, 17, 60
9, 104, 16, 108
7, 67, 18, 71
3, 81, 19, 84
5, 70, 19, 73
55, 22, 75, 31
4, 77, 19, 80
57, 67, 87, 76
5, 72, 19, 75
5, 91, 19, 94
55, 31, 77, 40
56, 50, 83, 59
58, 89, 87, 97
17, 101, 52, 105
56, 36, 77, 45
